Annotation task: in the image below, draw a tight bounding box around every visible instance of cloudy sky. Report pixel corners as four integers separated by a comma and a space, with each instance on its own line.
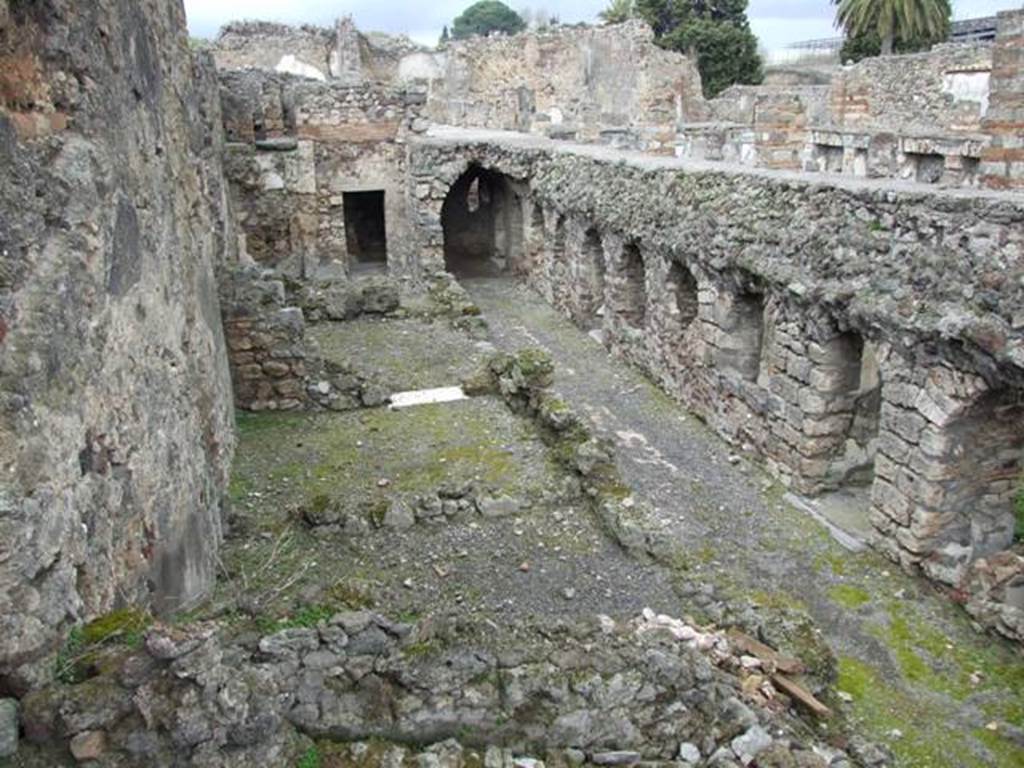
184, 0, 1024, 50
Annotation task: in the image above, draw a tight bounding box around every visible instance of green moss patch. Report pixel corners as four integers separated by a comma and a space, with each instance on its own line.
56, 609, 152, 684
829, 584, 871, 609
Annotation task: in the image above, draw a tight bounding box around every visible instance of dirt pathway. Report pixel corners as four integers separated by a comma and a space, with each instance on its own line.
465, 276, 1024, 768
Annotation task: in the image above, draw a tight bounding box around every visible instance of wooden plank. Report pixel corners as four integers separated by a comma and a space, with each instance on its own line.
727, 629, 805, 674
772, 673, 833, 719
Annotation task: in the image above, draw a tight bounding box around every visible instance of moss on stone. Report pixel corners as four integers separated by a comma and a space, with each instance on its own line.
834, 656, 1009, 767
80, 609, 151, 647
55, 609, 152, 684
829, 584, 871, 609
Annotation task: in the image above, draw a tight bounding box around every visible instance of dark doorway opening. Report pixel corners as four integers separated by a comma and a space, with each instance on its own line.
343, 190, 387, 268
442, 167, 523, 278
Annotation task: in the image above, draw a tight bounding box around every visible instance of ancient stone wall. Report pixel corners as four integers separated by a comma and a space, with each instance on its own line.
0, 0, 236, 689
212, 18, 429, 85
682, 85, 830, 170
980, 9, 1024, 189
422, 20, 707, 151
826, 43, 993, 134
679, 29, 1021, 188
219, 70, 427, 277
408, 129, 1024, 592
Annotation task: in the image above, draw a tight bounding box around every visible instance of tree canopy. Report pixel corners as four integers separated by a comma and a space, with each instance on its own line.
607, 0, 761, 98
451, 1, 527, 40
834, 0, 950, 56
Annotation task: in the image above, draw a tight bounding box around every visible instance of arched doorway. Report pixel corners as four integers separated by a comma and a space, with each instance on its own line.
441, 166, 525, 278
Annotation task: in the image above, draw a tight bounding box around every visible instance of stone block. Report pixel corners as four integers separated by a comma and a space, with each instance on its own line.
881, 403, 926, 444
0, 699, 16, 758
871, 479, 912, 526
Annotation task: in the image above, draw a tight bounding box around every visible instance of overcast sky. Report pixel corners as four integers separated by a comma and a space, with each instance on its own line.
184, 0, 1024, 50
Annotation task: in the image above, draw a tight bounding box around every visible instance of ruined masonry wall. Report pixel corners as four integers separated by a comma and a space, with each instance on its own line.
426, 20, 708, 151
827, 43, 993, 134
409, 131, 1024, 584
219, 70, 426, 278
212, 19, 430, 85
0, 0, 236, 689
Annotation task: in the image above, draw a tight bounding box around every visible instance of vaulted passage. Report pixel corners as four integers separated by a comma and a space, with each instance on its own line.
442, 167, 523, 278
344, 190, 388, 268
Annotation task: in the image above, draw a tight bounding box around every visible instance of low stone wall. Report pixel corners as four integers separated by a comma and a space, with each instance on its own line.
219, 267, 396, 412
408, 128, 1024, 596
16, 611, 845, 766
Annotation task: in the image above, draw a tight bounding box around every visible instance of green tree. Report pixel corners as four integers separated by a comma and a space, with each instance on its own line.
440, 25, 451, 46
833, 0, 950, 56
451, 1, 527, 40
599, 0, 636, 24
631, 0, 762, 98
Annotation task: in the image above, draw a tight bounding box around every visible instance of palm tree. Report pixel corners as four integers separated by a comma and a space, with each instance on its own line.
599, 0, 635, 25
834, 0, 949, 55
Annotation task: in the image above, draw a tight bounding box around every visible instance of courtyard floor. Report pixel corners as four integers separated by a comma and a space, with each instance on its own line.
219, 276, 1023, 768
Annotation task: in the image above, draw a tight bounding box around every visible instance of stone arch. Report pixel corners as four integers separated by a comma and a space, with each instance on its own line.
578, 227, 606, 328
441, 165, 524, 277
527, 201, 545, 273
929, 387, 1024, 559
667, 260, 699, 330
714, 286, 764, 382
617, 241, 647, 330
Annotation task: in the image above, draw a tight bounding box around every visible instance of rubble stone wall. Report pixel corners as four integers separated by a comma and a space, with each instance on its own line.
422, 20, 707, 151
409, 129, 1024, 587
0, 0, 236, 689
212, 18, 429, 86
678, 15, 1024, 189
219, 70, 426, 278
826, 43, 993, 134
212, 21, 334, 80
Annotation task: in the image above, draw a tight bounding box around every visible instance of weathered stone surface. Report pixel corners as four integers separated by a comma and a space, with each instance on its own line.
0, 0, 236, 688
70, 729, 107, 762
19, 614, 844, 765
0, 698, 17, 758
407, 128, 1024, 603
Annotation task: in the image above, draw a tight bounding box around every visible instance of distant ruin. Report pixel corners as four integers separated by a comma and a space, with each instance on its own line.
1, 1, 1023, 765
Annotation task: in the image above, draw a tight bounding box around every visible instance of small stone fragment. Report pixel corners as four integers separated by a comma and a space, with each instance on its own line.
70, 730, 107, 762
590, 751, 641, 766
677, 742, 701, 763
731, 725, 772, 765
